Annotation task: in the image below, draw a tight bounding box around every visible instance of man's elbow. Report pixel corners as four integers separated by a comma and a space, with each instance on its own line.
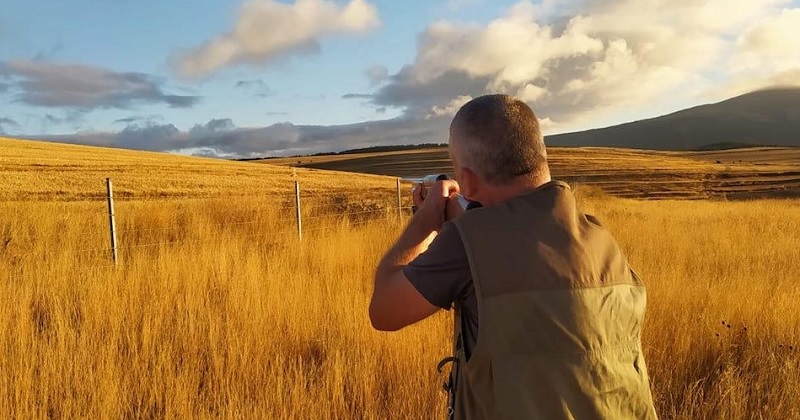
370, 270, 402, 331
368, 302, 403, 332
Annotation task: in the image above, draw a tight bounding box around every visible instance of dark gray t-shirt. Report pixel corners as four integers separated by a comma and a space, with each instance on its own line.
403, 221, 478, 359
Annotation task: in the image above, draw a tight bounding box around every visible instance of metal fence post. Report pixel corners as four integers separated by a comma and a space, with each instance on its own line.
106, 178, 118, 265
295, 180, 302, 241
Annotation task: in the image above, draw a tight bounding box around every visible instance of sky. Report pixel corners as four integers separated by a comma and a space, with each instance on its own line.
1, 0, 799, 157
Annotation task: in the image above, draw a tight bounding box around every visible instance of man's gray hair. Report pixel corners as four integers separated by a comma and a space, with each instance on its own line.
449, 94, 549, 185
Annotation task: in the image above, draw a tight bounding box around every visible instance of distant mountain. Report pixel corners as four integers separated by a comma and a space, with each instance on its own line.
548, 87, 800, 150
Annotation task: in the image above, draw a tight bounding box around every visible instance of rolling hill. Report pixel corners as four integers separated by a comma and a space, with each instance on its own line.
262, 146, 800, 200
549, 87, 800, 150
0, 137, 398, 203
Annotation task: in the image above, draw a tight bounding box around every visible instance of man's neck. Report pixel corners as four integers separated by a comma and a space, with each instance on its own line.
481, 173, 552, 206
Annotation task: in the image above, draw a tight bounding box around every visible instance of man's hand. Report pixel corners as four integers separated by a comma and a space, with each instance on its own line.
413, 180, 465, 231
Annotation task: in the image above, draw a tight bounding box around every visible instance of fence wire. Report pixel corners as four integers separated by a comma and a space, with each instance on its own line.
2, 178, 417, 277
7, 208, 414, 262
1, 189, 407, 203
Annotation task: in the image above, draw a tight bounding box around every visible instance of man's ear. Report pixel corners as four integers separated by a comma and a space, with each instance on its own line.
457, 166, 480, 200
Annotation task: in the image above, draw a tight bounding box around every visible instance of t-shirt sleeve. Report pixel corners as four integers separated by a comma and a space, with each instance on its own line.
403, 221, 472, 310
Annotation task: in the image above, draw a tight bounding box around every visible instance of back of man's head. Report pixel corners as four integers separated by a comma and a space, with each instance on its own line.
450, 94, 549, 185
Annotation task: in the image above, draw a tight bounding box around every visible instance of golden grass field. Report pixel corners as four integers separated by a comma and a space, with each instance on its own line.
2, 137, 800, 419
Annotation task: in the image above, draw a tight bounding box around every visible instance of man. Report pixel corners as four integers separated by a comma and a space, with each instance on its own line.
369, 94, 657, 419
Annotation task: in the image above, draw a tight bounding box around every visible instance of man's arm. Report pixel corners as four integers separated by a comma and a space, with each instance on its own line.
369, 180, 463, 331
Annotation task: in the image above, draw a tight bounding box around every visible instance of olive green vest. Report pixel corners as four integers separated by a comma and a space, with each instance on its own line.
449, 181, 657, 420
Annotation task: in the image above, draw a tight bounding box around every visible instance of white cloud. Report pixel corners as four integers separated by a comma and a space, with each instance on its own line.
700, 7, 800, 99
174, 0, 379, 78
538, 117, 557, 133
705, 69, 800, 101
405, 6, 604, 87
372, 0, 799, 132
428, 95, 472, 118
735, 8, 800, 72
365, 64, 389, 87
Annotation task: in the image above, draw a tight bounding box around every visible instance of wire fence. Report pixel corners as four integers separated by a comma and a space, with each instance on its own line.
1, 177, 416, 276
0, 185, 407, 203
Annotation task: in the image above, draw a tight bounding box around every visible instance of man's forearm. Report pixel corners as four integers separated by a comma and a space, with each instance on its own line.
369, 212, 442, 331
377, 214, 438, 275
369, 181, 459, 331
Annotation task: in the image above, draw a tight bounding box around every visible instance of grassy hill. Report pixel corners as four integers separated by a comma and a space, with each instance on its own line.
549, 88, 800, 150
262, 146, 800, 200
0, 137, 399, 204
8, 134, 798, 202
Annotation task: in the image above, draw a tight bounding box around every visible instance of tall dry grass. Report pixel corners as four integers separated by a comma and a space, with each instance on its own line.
1, 196, 445, 419
2, 190, 799, 419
